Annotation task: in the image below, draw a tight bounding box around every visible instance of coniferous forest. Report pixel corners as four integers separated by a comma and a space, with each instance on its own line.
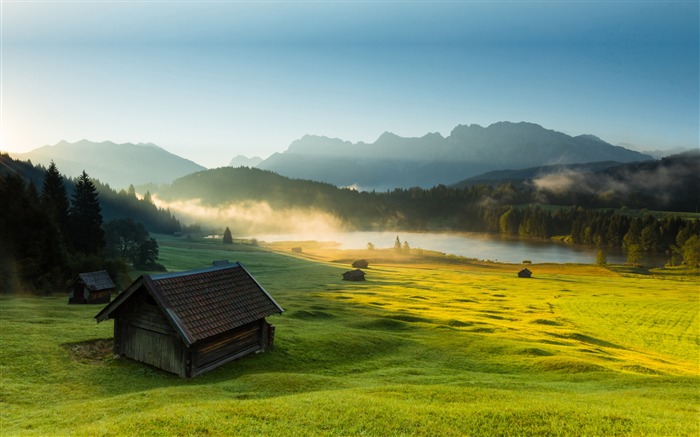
0, 154, 173, 293
1, 152, 699, 294
155, 162, 700, 268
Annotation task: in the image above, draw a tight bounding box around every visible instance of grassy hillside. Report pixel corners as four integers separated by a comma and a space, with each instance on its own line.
1, 236, 698, 435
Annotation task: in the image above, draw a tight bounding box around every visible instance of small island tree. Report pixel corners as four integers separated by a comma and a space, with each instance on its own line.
596, 249, 607, 267
223, 227, 233, 244
394, 236, 402, 253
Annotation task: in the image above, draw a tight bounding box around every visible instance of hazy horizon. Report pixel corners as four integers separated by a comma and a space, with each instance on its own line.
2, 1, 698, 168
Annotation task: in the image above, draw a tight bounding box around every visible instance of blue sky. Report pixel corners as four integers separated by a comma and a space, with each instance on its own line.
2, 1, 698, 168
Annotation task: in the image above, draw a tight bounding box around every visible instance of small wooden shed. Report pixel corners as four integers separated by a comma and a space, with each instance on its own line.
69, 270, 116, 304
518, 268, 533, 278
342, 269, 366, 281
95, 263, 283, 378
352, 259, 369, 269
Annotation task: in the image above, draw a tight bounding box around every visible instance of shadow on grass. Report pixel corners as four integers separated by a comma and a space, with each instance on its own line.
63, 338, 113, 364
546, 332, 625, 350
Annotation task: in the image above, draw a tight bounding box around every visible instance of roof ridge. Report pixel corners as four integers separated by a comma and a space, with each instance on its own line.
150, 262, 242, 281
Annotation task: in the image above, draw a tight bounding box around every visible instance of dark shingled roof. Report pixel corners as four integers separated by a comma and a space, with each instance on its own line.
77, 270, 116, 291
518, 268, 533, 277
96, 263, 283, 345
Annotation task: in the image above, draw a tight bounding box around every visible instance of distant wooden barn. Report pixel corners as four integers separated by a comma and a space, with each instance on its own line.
352, 259, 369, 269
342, 269, 366, 281
69, 270, 115, 304
518, 268, 532, 278
95, 263, 283, 378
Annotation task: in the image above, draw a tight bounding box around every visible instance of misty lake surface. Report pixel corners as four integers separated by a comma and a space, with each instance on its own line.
251, 231, 629, 265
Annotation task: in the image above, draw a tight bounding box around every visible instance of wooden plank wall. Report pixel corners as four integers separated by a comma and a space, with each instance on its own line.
194, 320, 262, 371
119, 302, 185, 376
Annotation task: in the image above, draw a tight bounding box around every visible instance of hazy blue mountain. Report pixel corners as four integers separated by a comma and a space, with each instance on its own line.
258, 122, 652, 190
229, 155, 263, 167
640, 147, 696, 160
10, 140, 206, 188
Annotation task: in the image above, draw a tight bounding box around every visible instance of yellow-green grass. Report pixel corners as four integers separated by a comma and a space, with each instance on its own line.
1, 237, 698, 436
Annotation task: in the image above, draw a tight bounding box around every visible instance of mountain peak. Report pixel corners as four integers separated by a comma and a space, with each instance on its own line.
229, 155, 263, 168
259, 121, 653, 190
576, 134, 605, 143
11, 140, 206, 188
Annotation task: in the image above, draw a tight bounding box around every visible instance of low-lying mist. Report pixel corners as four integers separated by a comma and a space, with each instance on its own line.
151, 195, 346, 235
529, 155, 699, 210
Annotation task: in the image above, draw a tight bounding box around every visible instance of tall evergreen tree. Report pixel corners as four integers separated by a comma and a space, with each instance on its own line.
40, 161, 70, 232
223, 227, 233, 244
596, 249, 607, 267
69, 171, 105, 254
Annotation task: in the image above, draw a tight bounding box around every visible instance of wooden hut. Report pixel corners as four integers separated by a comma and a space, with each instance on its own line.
342, 269, 366, 281
69, 270, 115, 304
518, 268, 533, 278
95, 263, 283, 378
352, 259, 369, 269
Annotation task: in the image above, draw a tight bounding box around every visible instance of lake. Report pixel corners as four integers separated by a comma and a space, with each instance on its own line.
249, 231, 633, 265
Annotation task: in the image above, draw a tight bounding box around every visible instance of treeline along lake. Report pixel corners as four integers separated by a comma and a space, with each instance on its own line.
251, 231, 649, 265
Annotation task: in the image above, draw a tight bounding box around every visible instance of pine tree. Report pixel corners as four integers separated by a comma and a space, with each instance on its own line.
40, 161, 70, 232
626, 244, 642, 265
596, 249, 607, 267
69, 171, 105, 254
680, 235, 700, 267
394, 236, 402, 253
223, 227, 233, 244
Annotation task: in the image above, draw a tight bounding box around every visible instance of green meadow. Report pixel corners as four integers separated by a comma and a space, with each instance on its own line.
1, 235, 699, 436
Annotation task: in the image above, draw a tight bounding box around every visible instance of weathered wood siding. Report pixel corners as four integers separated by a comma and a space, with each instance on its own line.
115, 292, 186, 376
192, 320, 264, 376
87, 290, 111, 304
70, 286, 111, 304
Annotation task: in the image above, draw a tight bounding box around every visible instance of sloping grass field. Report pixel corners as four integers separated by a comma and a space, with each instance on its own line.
1, 235, 699, 436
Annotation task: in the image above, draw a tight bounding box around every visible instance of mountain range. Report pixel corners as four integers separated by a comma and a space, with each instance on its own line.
8, 122, 657, 191
9, 140, 205, 188
256, 122, 652, 190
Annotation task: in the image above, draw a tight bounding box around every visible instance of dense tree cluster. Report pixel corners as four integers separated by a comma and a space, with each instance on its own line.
0, 156, 166, 293
99, 183, 182, 234
374, 188, 699, 266
104, 218, 161, 269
